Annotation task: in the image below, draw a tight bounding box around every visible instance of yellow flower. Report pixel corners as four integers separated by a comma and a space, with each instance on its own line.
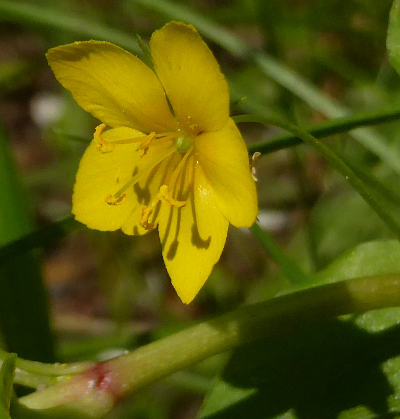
46, 22, 258, 303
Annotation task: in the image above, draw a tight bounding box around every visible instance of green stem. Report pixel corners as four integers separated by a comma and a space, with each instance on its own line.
242, 114, 400, 240
0, 347, 93, 389
250, 223, 309, 283
18, 274, 400, 415
233, 107, 400, 154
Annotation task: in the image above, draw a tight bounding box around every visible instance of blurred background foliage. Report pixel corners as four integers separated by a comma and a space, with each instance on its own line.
2, 0, 400, 417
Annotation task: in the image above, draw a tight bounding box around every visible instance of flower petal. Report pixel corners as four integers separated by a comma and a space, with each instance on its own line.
195, 118, 258, 227
47, 41, 177, 133
150, 22, 229, 133
72, 126, 175, 232
158, 157, 229, 304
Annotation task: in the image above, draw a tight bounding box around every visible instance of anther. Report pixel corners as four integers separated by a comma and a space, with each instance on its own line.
105, 193, 127, 205
137, 132, 156, 156
141, 206, 155, 230
159, 185, 186, 207
251, 152, 261, 182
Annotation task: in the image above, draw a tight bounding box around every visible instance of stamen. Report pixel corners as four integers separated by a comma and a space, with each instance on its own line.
94, 124, 180, 157
168, 149, 192, 187
105, 193, 127, 205
95, 124, 115, 153
159, 185, 186, 207
137, 132, 156, 156
141, 184, 186, 230
105, 146, 176, 207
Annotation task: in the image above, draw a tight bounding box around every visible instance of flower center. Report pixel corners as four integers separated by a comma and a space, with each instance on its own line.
97, 124, 194, 229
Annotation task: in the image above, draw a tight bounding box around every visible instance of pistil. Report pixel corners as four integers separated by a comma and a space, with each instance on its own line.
175, 134, 193, 154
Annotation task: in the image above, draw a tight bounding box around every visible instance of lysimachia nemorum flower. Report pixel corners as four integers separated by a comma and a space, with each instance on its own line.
46, 22, 258, 303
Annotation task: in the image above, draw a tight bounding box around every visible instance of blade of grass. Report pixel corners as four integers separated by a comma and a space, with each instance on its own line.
132, 0, 400, 174
0, 124, 54, 361
0, 1, 140, 53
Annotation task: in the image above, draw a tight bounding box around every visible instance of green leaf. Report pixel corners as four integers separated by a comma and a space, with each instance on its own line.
313, 240, 400, 285
200, 313, 400, 419
200, 240, 400, 419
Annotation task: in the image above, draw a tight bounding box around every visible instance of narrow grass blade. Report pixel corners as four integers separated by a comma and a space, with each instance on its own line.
0, 124, 54, 361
